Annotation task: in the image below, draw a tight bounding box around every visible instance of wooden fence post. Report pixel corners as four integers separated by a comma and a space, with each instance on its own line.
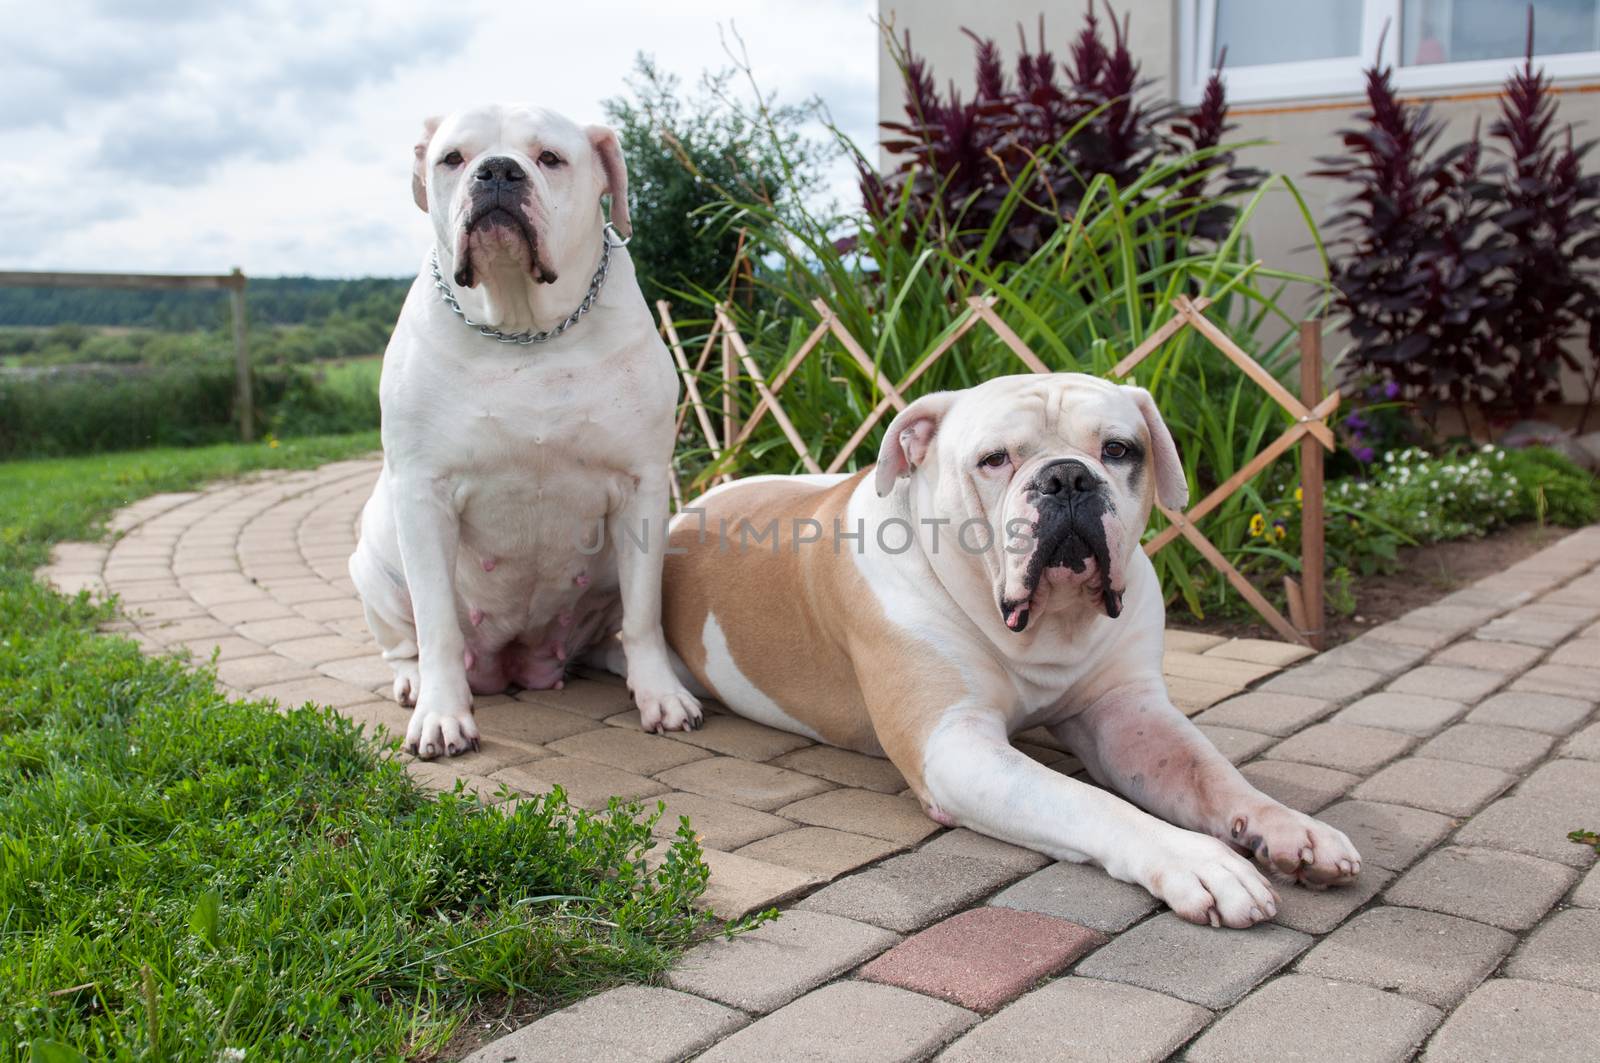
1299, 321, 1326, 649
229, 268, 253, 443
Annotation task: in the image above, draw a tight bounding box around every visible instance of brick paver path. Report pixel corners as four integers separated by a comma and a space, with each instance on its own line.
38, 460, 1600, 1061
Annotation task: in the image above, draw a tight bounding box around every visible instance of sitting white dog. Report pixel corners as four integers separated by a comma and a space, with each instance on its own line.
349, 104, 700, 759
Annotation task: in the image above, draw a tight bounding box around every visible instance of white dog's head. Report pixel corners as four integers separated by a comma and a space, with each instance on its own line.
874, 373, 1188, 632
410, 104, 628, 290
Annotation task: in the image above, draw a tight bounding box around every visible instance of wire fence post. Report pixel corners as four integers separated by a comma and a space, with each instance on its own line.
229, 268, 252, 443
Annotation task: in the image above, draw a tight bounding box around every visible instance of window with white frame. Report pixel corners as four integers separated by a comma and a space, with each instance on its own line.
1178, 1, 1600, 105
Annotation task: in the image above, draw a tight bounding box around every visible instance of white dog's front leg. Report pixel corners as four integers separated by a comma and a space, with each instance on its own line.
921, 710, 1279, 928
610, 471, 702, 733
392, 474, 478, 758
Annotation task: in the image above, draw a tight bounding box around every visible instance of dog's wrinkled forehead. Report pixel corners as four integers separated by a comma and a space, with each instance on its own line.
939, 373, 1143, 459
432, 104, 586, 165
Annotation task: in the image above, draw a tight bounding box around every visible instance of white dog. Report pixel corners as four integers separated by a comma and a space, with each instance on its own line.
662, 374, 1361, 928
350, 104, 701, 759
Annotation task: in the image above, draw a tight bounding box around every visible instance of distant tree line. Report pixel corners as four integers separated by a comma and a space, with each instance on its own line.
0, 276, 410, 330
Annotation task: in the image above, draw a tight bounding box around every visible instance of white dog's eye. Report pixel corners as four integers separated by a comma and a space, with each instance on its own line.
1102, 440, 1130, 460
441, 150, 464, 167
978, 450, 1009, 470
539, 151, 563, 167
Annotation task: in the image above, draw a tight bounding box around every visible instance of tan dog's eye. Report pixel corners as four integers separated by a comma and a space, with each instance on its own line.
441, 150, 464, 167
1102, 441, 1130, 460
978, 451, 1009, 469
538, 151, 563, 167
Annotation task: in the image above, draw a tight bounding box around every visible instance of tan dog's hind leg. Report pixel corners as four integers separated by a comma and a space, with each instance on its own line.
917, 709, 1281, 929
1053, 682, 1362, 890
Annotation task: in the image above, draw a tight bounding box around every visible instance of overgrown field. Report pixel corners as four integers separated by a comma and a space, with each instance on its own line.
0, 436, 732, 1061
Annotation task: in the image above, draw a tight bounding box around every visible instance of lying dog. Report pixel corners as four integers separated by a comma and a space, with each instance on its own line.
662, 373, 1360, 927
349, 104, 700, 759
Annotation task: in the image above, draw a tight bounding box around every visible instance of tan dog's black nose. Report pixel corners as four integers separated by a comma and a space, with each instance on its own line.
1036, 458, 1100, 497
474, 156, 525, 184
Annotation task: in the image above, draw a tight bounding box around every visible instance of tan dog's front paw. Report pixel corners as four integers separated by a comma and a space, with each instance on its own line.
1229, 804, 1361, 888
635, 686, 703, 733
1146, 831, 1281, 929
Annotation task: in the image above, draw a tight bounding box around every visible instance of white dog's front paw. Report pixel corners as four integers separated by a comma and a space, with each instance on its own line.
391, 659, 421, 708
1229, 802, 1362, 889
635, 685, 703, 733
404, 695, 479, 760
1145, 830, 1281, 929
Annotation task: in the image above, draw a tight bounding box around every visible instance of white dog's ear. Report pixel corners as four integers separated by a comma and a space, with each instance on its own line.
1123, 385, 1189, 511
875, 391, 958, 497
586, 125, 631, 238
411, 115, 442, 213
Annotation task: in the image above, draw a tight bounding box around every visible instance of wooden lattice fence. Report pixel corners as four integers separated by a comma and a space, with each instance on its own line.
657, 297, 1340, 648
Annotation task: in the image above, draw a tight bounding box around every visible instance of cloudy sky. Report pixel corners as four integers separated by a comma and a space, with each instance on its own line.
1, 0, 879, 278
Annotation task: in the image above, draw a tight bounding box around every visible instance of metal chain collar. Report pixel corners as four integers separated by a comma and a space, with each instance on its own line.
430, 223, 629, 345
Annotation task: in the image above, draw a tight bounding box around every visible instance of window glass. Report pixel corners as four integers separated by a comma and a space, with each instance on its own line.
1213, 0, 1363, 66
1403, 0, 1600, 65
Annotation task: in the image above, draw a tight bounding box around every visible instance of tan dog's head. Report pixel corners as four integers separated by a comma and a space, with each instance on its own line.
409, 104, 628, 290
874, 373, 1187, 632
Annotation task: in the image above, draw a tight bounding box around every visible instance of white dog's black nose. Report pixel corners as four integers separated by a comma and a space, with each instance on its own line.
1036, 458, 1100, 497
474, 156, 526, 183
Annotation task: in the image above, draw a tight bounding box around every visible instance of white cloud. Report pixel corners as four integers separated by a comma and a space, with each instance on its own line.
2, 0, 879, 277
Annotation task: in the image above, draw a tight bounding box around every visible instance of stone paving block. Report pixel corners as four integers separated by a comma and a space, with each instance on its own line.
208, 599, 299, 624
545, 726, 712, 776
1206, 637, 1316, 667
666, 909, 900, 1013
1479, 615, 1582, 648
1548, 640, 1600, 670
1195, 724, 1275, 764
490, 756, 667, 810
1504, 907, 1600, 992
1366, 622, 1457, 652
1165, 675, 1239, 715
1513, 664, 1600, 701
696, 981, 976, 1063
937, 977, 1211, 1063
859, 907, 1104, 1013
917, 828, 1050, 874
293, 597, 366, 622
269, 579, 349, 604
778, 789, 940, 845
1187, 974, 1441, 1063
1415, 723, 1557, 772
1517, 757, 1600, 812
1267, 723, 1416, 774
252, 676, 371, 709
797, 852, 1022, 933
1192, 692, 1337, 737
515, 680, 637, 720
1394, 603, 1498, 639
1421, 979, 1600, 1062
270, 634, 370, 666
174, 636, 270, 663
695, 848, 822, 919
143, 616, 234, 643
1332, 692, 1468, 736
1351, 757, 1514, 817
1315, 800, 1455, 871
1165, 629, 1227, 654
316, 654, 396, 690
1298, 905, 1514, 1008
1269, 864, 1393, 935
988, 860, 1159, 932
647, 792, 793, 851
404, 761, 505, 801
1316, 636, 1433, 678
1468, 689, 1592, 734
1239, 760, 1360, 814
770, 744, 907, 793
734, 826, 902, 881
1163, 651, 1280, 687
460, 985, 745, 1063
1456, 795, 1600, 867
1572, 863, 1600, 907
233, 616, 331, 644
1564, 719, 1600, 759
128, 597, 209, 622
114, 581, 188, 604
1385, 846, 1577, 930
656, 755, 834, 812
472, 700, 601, 748
1433, 639, 1547, 675
1387, 664, 1505, 704
1074, 911, 1310, 1009
665, 713, 814, 760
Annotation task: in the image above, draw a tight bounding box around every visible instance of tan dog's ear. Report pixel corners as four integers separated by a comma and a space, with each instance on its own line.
1123, 385, 1189, 510
411, 115, 442, 213
875, 391, 958, 497
586, 125, 630, 237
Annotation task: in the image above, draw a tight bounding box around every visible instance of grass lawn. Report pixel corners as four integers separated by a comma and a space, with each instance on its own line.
0, 434, 731, 1061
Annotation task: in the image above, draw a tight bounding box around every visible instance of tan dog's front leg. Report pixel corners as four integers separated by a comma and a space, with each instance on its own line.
1053, 681, 1360, 888
611, 470, 702, 733
917, 710, 1280, 928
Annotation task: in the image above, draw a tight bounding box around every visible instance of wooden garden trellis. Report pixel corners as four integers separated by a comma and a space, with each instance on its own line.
657, 295, 1340, 648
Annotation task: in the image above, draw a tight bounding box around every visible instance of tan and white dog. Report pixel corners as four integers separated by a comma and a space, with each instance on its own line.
350, 104, 700, 759
662, 373, 1360, 928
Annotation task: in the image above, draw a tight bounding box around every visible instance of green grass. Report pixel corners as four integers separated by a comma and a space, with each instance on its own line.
0, 434, 738, 1061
